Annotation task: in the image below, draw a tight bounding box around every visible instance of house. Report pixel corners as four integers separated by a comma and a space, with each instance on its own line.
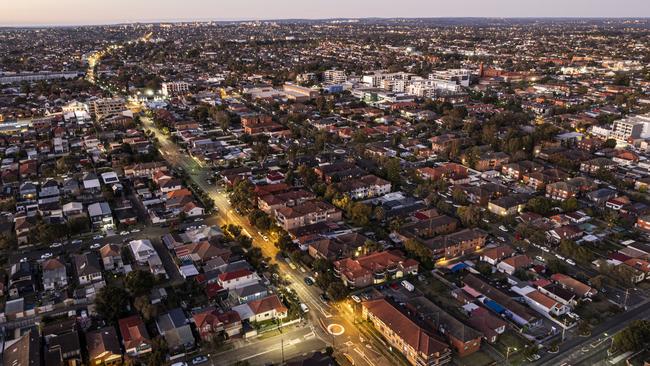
496, 255, 532, 275
156, 308, 195, 354
538, 283, 577, 307
175, 241, 229, 263
480, 245, 514, 266
547, 225, 583, 242
43, 319, 82, 364
8, 262, 35, 298
88, 202, 114, 230
467, 307, 507, 343
463, 274, 539, 327
73, 252, 103, 285
362, 299, 452, 366
406, 296, 482, 357
100, 244, 124, 272
580, 157, 616, 174
586, 188, 618, 206
333, 250, 419, 289
231, 282, 268, 304
86, 326, 123, 366
129, 239, 157, 264
337, 175, 392, 200
82, 173, 101, 193
522, 289, 570, 317
549, 273, 598, 298
488, 195, 528, 217
193, 308, 242, 339
118, 315, 152, 357
3, 329, 41, 366
233, 294, 288, 323
42, 258, 68, 290
257, 189, 315, 215
217, 269, 260, 290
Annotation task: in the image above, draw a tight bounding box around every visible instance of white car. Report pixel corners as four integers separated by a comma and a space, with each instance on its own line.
262, 235, 269, 242
90, 243, 101, 249
499, 225, 508, 232
119, 231, 129, 236
19, 257, 28, 263
130, 228, 141, 233
541, 246, 550, 253
71, 239, 82, 245
50, 242, 62, 248
555, 254, 566, 260
566, 259, 576, 266
40, 253, 53, 260
93, 235, 103, 240
536, 255, 546, 262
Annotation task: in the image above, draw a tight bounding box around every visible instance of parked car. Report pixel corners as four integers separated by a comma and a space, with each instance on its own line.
192, 356, 208, 365
93, 235, 103, 240
50, 242, 62, 248
119, 231, 129, 235
130, 228, 141, 233
499, 225, 508, 232
566, 259, 576, 266
40, 253, 53, 260
304, 277, 315, 286
71, 239, 82, 245
90, 243, 101, 249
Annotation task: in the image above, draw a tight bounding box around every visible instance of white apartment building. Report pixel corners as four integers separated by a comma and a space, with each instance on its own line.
161, 81, 190, 97
323, 69, 347, 84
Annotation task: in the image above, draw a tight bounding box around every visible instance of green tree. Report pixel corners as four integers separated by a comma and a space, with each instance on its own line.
383, 158, 402, 187
612, 320, 650, 353
229, 179, 255, 214
348, 202, 372, 227
95, 285, 130, 323
125, 270, 157, 296
457, 205, 481, 228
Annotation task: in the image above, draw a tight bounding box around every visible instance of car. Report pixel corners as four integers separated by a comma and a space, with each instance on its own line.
262, 235, 269, 241
40, 253, 53, 260
320, 293, 331, 303
90, 243, 101, 249
300, 303, 309, 313
19, 257, 27, 263
71, 239, 82, 245
304, 277, 315, 286
194, 218, 203, 222
555, 254, 566, 260
499, 225, 508, 232
119, 231, 129, 236
171, 362, 188, 366
527, 354, 541, 361
93, 235, 103, 240
50, 242, 62, 248
192, 356, 209, 365
566, 259, 576, 266
130, 228, 141, 233
351, 295, 361, 303
536, 255, 546, 262
541, 246, 550, 253
497, 236, 506, 242
482, 218, 490, 223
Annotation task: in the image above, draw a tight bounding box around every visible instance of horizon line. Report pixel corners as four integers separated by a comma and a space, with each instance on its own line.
1, 16, 650, 28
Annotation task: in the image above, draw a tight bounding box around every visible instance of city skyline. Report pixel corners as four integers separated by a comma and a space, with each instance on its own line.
2, 0, 650, 26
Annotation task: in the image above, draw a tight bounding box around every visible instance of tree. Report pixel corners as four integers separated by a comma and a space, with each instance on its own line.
125, 270, 157, 296
95, 285, 130, 322
327, 281, 350, 301
562, 197, 579, 212
383, 158, 402, 187
297, 164, 318, 188
229, 179, 255, 214
404, 239, 431, 262
348, 202, 372, 227
147, 337, 168, 366
527, 197, 554, 215
612, 320, 650, 353
602, 139, 617, 149
134, 295, 158, 321
457, 205, 481, 228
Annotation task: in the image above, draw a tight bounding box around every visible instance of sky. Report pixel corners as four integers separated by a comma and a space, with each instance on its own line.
2, 0, 650, 26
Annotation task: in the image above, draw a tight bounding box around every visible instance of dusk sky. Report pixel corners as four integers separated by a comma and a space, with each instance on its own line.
2, 0, 650, 26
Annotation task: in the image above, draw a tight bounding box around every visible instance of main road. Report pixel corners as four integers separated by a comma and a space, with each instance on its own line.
141, 116, 401, 366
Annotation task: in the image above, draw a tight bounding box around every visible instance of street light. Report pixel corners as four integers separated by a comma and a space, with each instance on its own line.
506, 346, 518, 364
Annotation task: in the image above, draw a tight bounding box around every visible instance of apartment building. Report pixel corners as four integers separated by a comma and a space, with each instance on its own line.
323, 69, 347, 84
337, 174, 392, 200
161, 81, 190, 97
333, 250, 419, 289
275, 201, 342, 230
89, 98, 125, 120
362, 299, 452, 366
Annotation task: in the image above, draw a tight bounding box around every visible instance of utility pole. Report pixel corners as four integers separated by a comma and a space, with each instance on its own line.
623, 288, 629, 310
562, 318, 567, 342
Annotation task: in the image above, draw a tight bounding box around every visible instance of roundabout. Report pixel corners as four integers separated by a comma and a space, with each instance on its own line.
327, 323, 345, 336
